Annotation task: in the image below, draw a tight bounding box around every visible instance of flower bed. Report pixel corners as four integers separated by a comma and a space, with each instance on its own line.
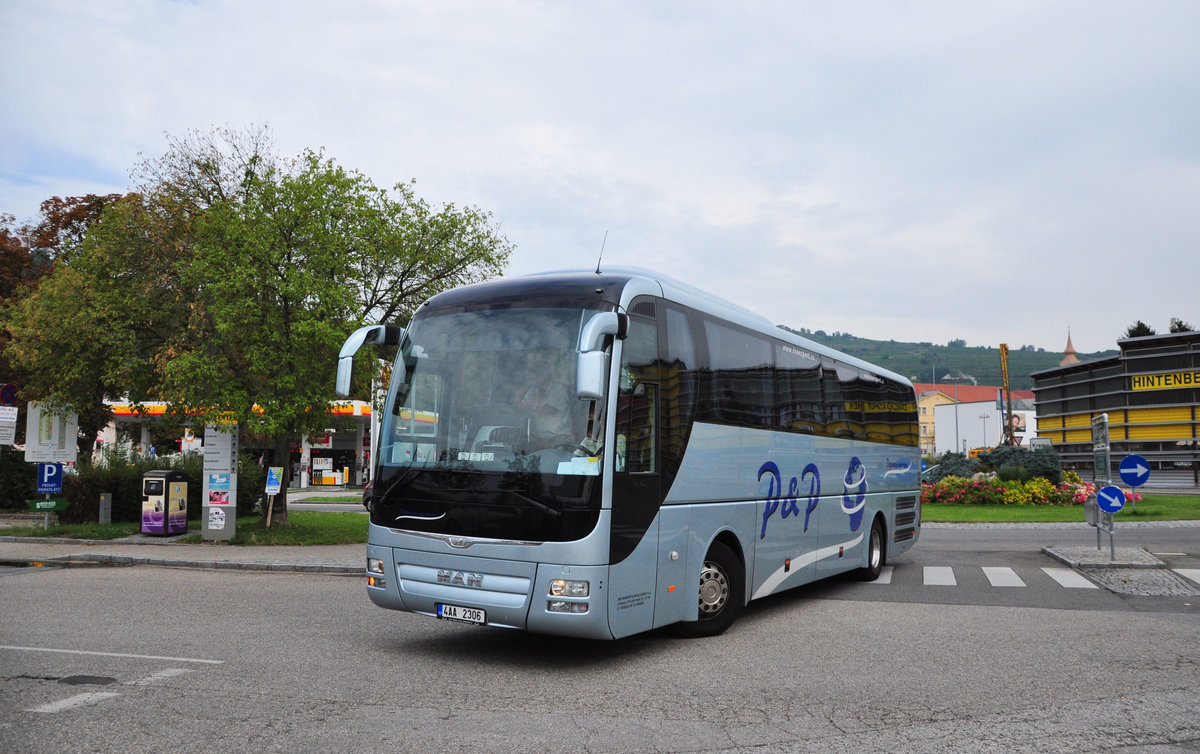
920, 472, 1139, 506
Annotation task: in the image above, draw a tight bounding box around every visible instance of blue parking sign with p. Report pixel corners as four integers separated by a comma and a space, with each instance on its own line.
38, 462, 63, 494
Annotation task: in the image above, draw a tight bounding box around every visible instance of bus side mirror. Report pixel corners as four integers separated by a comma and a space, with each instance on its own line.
576, 312, 627, 400
336, 325, 405, 398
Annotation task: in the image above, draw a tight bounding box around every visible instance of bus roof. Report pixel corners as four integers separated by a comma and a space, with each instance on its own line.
425, 268, 912, 390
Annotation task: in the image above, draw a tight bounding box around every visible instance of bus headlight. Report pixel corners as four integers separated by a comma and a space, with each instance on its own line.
549, 579, 589, 598
367, 558, 386, 589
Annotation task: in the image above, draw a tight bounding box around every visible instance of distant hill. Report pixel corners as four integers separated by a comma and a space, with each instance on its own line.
781, 328, 1117, 391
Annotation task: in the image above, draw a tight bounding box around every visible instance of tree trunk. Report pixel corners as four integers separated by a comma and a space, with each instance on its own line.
264, 433, 291, 527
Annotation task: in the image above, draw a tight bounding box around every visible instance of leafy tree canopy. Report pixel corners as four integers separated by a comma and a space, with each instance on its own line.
1123, 320, 1156, 338
2, 126, 512, 524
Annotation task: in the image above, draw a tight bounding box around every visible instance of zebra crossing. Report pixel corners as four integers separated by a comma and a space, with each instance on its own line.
867, 565, 1200, 591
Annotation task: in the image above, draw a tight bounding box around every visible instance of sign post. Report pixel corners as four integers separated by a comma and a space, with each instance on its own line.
23, 402, 79, 464
202, 423, 238, 542
1119, 454, 1150, 513
1091, 414, 1110, 485
1095, 484, 1126, 559
265, 466, 283, 526
0, 405, 17, 446
34, 462, 65, 529
1087, 415, 1118, 556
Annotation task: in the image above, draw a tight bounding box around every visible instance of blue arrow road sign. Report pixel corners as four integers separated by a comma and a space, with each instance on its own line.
1096, 485, 1126, 514
1119, 455, 1150, 487
37, 462, 63, 494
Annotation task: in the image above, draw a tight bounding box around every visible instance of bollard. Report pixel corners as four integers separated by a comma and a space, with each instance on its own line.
99, 492, 112, 526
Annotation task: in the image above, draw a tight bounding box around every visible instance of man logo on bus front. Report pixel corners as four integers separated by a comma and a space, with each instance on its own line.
841, 457, 867, 532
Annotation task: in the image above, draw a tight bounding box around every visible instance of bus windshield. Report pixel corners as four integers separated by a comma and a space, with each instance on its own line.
372, 303, 609, 541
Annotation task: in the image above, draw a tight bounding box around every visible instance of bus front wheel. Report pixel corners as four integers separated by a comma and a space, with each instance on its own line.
675, 541, 743, 638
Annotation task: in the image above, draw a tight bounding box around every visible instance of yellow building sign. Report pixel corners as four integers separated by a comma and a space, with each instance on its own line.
1131, 370, 1200, 391
843, 401, 918, 413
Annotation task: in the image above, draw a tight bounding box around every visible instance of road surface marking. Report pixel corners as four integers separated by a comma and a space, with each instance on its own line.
0, 645, 223, 664
924, 566, 957, 586
128, 668, 193, 686
868, 566, 894, 584
27, 692, 119, 713
1175, 569, 1200, 586
983, 566, 1026, 587
1041, 567, 1098, 589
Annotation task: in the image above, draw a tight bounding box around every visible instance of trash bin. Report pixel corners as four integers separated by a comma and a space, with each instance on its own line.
141, 470, 189, 535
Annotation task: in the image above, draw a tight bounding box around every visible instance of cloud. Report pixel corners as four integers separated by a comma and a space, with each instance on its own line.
2, 0, 1197, 352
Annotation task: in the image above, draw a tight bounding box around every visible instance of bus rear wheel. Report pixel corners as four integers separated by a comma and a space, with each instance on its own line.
855, 517, 886, 581
675, 541, 743, 638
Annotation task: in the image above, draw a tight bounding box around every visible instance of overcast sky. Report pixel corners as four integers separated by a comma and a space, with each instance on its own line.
3, 1, 1197, 355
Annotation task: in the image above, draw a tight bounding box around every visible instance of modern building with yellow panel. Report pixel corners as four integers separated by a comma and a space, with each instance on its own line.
1032, 330, 1200, 487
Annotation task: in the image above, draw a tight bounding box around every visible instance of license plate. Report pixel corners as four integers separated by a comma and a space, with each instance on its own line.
436, 603, 486, 625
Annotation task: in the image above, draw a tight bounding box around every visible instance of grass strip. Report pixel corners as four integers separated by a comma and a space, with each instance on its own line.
923, 494, 1200, 523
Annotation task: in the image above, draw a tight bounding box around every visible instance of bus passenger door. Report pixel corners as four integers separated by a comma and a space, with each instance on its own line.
608, 313, 662, 638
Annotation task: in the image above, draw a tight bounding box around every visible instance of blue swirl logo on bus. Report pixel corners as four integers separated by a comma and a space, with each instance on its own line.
841, 456, 867, 532
883, 457, 913, 479
757, 461, 819, 539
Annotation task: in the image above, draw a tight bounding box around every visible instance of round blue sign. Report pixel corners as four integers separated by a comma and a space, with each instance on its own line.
1119, 455, 1150, 487
1096, 485, 1126, 514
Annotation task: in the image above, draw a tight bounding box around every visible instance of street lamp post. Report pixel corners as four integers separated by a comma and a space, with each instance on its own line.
980, 413, 990, 448
941, 371, 977, 455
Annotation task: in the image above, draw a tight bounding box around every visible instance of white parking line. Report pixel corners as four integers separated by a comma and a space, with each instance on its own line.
1175, 569, 1200, 585
128, 668, 193, 686
0, 645, 223, 664
872, 566, 894, 584
27, 692, 120, 713
924, 566, 957, 586
983, 566, 1026, 587
1041, 567, 1099, 589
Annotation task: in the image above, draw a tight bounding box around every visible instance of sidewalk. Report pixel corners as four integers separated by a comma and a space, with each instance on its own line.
0, 487, 366, 574
3, 520, 1195, 578
0, 536, 363, 575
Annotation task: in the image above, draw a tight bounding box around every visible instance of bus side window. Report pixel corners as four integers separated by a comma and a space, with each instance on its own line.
616, 316, 658, 474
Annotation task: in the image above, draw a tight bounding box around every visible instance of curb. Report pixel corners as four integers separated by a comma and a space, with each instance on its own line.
1040, 545, 1166, 569
0, 553, 360, 575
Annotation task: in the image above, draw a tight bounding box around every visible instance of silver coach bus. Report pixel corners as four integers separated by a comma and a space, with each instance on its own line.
336, 269, 920, 639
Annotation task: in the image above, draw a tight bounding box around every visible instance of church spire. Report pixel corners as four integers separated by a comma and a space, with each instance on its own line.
1059, 329, 1080, 366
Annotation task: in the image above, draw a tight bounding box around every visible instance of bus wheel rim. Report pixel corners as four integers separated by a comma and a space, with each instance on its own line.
698, 562, 729, 617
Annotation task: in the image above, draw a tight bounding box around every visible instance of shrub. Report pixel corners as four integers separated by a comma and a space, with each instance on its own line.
928, 451, 977, 482
975, 444, 1063, 485
60, 447, 263, 524
0, 446, 37, 508
1026, 446, 1063, 485
997, 465, 1031, 483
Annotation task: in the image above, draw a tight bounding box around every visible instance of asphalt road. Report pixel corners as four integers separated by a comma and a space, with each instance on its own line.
1, 527, 1197, 753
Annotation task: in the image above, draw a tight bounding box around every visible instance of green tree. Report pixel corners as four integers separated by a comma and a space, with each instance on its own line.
4, 126, 512, 525
2, 193, 185, 454
1169, 317, 1194, 333
1123, 321, 1156, 338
